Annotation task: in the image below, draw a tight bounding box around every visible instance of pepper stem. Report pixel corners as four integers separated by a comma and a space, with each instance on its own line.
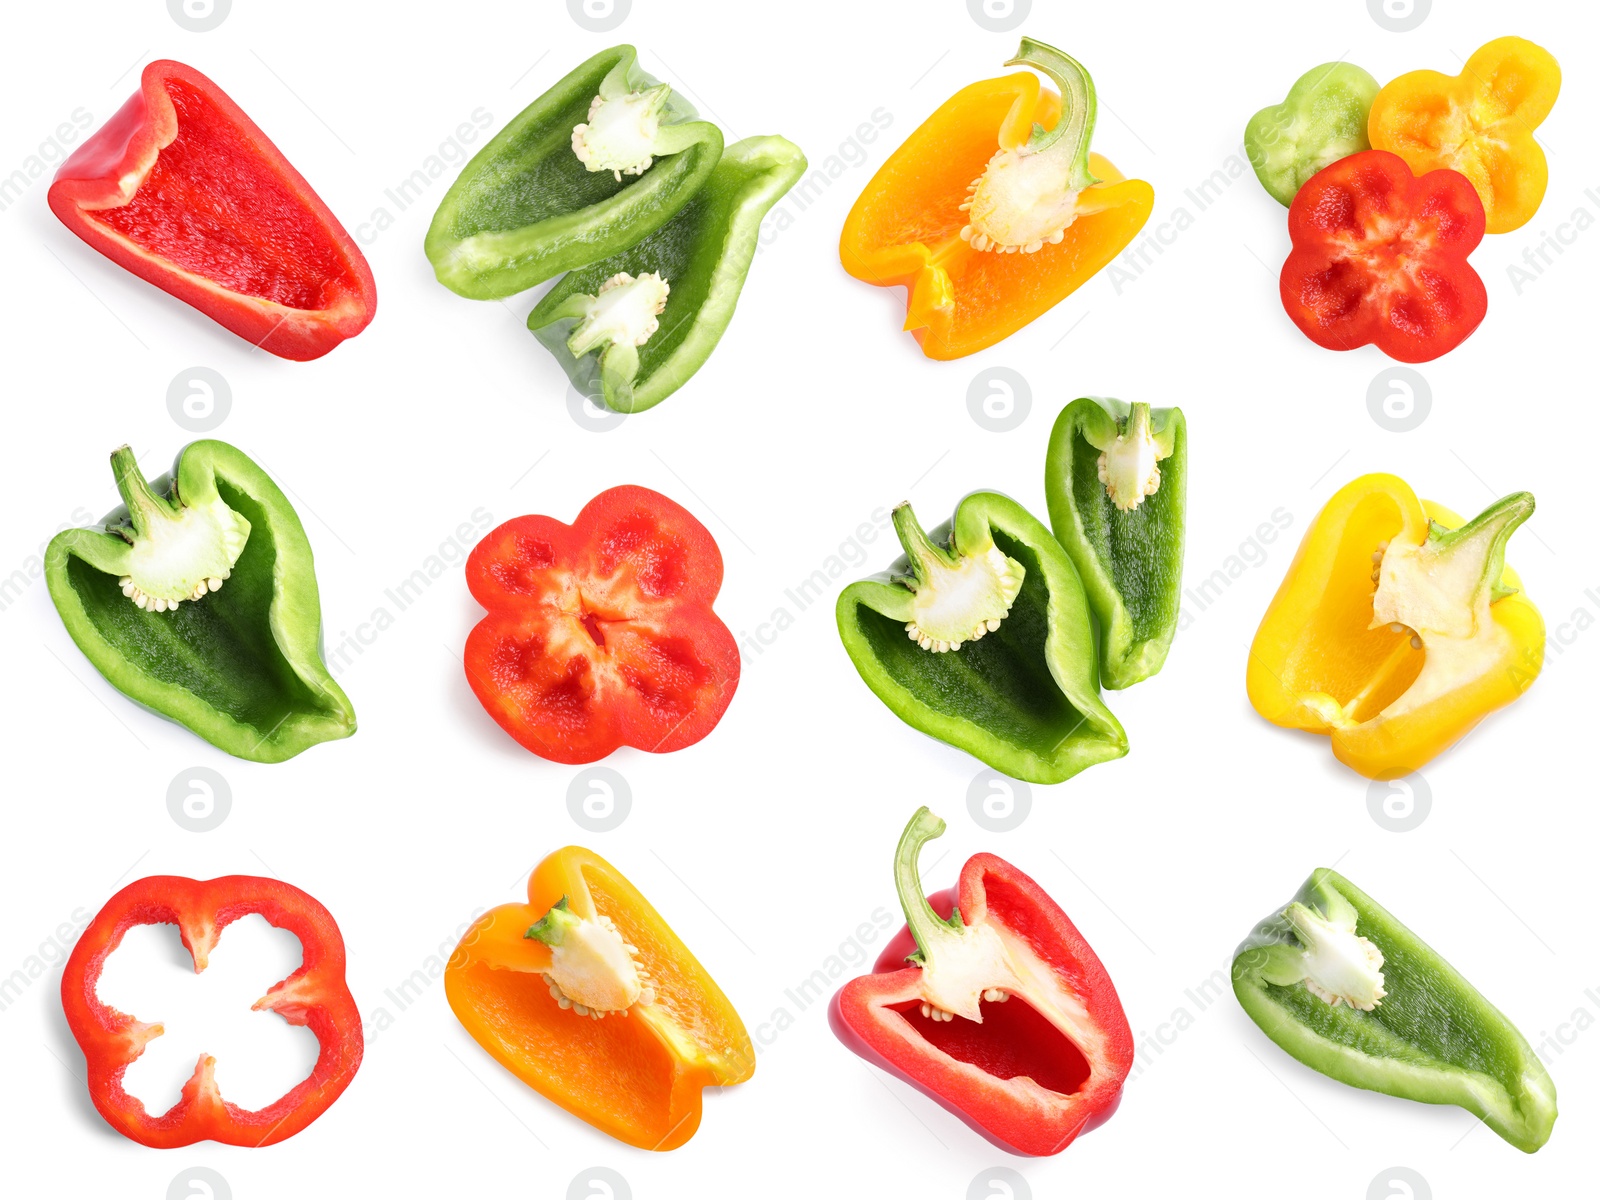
108, 445, 176, 540
891, 504, 957, 591
1004, 37, 1100, 189
525, 896, 579, 945
1430, 492, 1534, 605
894, 807, 962, 966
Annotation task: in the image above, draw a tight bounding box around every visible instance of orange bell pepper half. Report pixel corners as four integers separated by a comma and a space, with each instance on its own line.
445, 845, 754, 1150
840, 38, 1152, 359
1367, 36, 1561, 235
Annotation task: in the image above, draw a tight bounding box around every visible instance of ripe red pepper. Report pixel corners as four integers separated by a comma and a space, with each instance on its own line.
61, 875, 362, 1148
464, 485, 740, 763
830, 809, 1133, 1156
1279, 150, 1486, 363
48, 60, 376, 361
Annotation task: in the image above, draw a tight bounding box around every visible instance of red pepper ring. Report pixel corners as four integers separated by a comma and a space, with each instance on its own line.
48, 60, 376, 361
61, 875, 362, 1148
1279, 150, 1486, 364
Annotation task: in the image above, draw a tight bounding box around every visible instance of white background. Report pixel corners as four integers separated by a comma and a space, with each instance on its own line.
0, 1, 1594, 1197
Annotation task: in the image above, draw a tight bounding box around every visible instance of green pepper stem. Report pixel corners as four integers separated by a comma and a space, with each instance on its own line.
1005, 37, 1100, 189
893, 807, 961, 965
892, 503, 957, 591
1432, 492, 1534, 604
108, 445, 176, 540
525, 896, 578, 945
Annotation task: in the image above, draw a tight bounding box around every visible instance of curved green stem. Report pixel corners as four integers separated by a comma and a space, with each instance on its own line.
893, 807, 961, 965
892, 503, 956, 591
1005, 37, 1100, 188
108, 445, 176, 540
525, 896, 577, 944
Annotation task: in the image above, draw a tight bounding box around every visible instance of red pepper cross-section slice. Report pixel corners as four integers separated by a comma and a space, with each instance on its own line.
464, 485, 740, 763
60, 875, 362, 1148
1279, 150, 1486, 364
48, 60, 376, 361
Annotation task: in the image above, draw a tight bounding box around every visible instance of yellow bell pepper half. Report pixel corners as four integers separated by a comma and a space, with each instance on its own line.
1247, 475, 1543, 779
1368, 36, 1560, 234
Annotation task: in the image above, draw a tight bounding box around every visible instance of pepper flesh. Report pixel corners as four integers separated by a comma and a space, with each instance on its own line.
464, 486, 739, 763
1247, 474, 1542, 778
445, 845, 754, 1150
837, 492, 1125, 784
1245, 62, 1380, 206
530, 135, 807, 413
1368, 36, 1560, 234
830, 808, 1133, 1156
1045, 398, 1186, 689
1233, 868, 1557, 1153
60, 875, 362, 1148
48, 60, 375, 361
840, 38, 1152, 359
1279, 150, 1486, 363
46, 440, 356, 763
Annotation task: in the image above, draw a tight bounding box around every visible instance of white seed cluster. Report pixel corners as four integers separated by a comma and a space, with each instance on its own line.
118, 574, 224, 612
957, 157, 1071, 254
543, 913, 657, 1019
904, 616, 1004, 653
919, 989, 1008, 1022
601, 271, 669, 344
571, 94, 655, 182
1098, 451, 1161, 510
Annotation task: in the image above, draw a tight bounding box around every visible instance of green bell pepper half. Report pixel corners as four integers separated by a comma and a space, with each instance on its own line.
1233, 868, 1557, 1153
528, 135, 807, 414
836, 493, 1126, 785
1045, 398, 1186, 690
1245, 62, 1380, 206
46, 441, 356, 763
425, 45, 723, 299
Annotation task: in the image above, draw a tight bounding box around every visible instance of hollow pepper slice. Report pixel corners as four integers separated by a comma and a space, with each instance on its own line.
464, 485, 739, 763
1233, 868, 1556, 1153
1368, 36, 1560, 235
1280, 150, 1486, 363
529, 135, 807, 413
840, 38, 1153, 359
445, 845, 754, 1150
427, 45, 723, 299
49, 60, 376, 361
61, 875, 362, 1148
1247, 474, 1542, 779
1045, 397, 1187, 689
46, 441, 356, 763
831, 809, 1133, 1156
1244, 62, 1380, 206
836, 493, 1125, 784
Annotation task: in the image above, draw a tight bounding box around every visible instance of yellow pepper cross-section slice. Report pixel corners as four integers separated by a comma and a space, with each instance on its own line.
840, 38, 1152, 359
1368, 36, 1560, 234
1247, 474, 1543, 779
444, 845, 754, 1150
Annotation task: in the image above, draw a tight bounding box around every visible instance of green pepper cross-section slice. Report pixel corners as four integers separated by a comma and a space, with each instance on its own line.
1244, 62, 1380, 206
528, 135, 807, 414
836, 491, 1127, 785
425, 44, 723, 299
1233, 868, 1557, 1153
1045, 397, 1186, 689
45, 440, 356, 763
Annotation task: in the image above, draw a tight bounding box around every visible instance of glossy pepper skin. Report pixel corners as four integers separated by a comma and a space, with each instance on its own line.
62, 875, 362, 1148
1233, 868, 1556, 1153
530, 135, 807, 413
427, 45, 723, 299
831, 809, 1133, 1156
464, 486, 739, 763
445, 845, 754, 1150
1369, 37, 1560, 235
49, 61, 376, 361
1245, 62, 1380, 206
836, 493, 1125, 784
840, 39, 1152, 359
1280, 150, 1486, 363
1247, 474, 1542, 779
46, 441, 356, 763
1045, 398, 1186, 689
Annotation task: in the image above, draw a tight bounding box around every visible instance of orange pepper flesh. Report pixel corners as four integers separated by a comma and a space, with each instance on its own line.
841, 73, 1152, 359
1367, 36, 1560, 235
1248, 475, 1543, 779
445, 846, 754, 1150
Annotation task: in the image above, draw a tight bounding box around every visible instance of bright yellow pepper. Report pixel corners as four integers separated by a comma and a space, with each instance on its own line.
1247, 474, 1543, 779
1368, 36, 1560, 234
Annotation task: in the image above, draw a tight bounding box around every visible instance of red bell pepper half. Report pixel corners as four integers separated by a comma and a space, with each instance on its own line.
830, 809, 1133, 1156
48, 60, 376, 361
1279, 149, 1486, 364
464, 485, 740, 764
61, 875, 362, 1148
